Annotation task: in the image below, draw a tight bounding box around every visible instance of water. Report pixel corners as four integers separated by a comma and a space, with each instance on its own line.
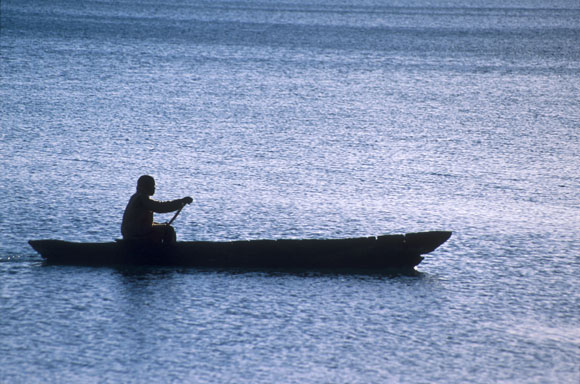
1, 0, 579, 382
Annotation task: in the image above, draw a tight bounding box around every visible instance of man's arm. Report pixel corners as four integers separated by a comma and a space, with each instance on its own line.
142, 196, 191, 213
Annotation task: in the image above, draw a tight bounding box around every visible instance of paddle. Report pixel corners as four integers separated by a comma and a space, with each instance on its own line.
167, 205, 185, 226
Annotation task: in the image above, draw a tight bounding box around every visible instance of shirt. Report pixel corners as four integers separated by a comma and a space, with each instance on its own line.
121, 192, 184, 238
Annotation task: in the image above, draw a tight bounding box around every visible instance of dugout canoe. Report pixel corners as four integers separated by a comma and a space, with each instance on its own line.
29, 231, 451, 269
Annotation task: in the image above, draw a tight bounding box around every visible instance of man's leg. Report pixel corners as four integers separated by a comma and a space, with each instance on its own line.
163, 225, 177, 244
150, 224, 177, 244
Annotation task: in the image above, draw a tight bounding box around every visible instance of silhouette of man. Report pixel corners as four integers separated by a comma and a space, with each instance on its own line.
121, 175, 192, 244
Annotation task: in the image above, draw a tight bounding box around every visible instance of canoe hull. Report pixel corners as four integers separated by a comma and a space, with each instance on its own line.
29, 231, 451, 270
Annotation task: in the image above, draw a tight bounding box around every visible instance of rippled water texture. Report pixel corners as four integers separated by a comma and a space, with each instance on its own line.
1, 0, 579, 382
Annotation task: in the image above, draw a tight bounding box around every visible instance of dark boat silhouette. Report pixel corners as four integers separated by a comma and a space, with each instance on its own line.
29, 231, 451, 270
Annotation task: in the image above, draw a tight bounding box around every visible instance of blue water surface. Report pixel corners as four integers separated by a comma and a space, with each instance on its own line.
1, 0, 579, 383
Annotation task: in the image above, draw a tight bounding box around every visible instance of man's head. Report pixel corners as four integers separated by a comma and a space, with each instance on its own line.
137, 175, 155, 196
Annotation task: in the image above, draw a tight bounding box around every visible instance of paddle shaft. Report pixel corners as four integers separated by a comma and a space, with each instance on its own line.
167, 205, 184, 226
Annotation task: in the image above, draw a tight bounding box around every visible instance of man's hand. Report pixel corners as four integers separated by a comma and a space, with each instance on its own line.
182, 196, 193, 205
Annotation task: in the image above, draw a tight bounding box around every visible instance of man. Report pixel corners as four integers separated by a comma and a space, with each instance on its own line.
121, 175, 193, 244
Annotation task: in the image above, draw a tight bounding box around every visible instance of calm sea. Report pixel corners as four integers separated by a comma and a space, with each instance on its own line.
1, 0, 579, 382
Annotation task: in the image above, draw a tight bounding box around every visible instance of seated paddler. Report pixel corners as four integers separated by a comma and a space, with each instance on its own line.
121, 175, 193, 244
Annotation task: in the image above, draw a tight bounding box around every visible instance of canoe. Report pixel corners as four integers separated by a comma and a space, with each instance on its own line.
29, 231, 451, 270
